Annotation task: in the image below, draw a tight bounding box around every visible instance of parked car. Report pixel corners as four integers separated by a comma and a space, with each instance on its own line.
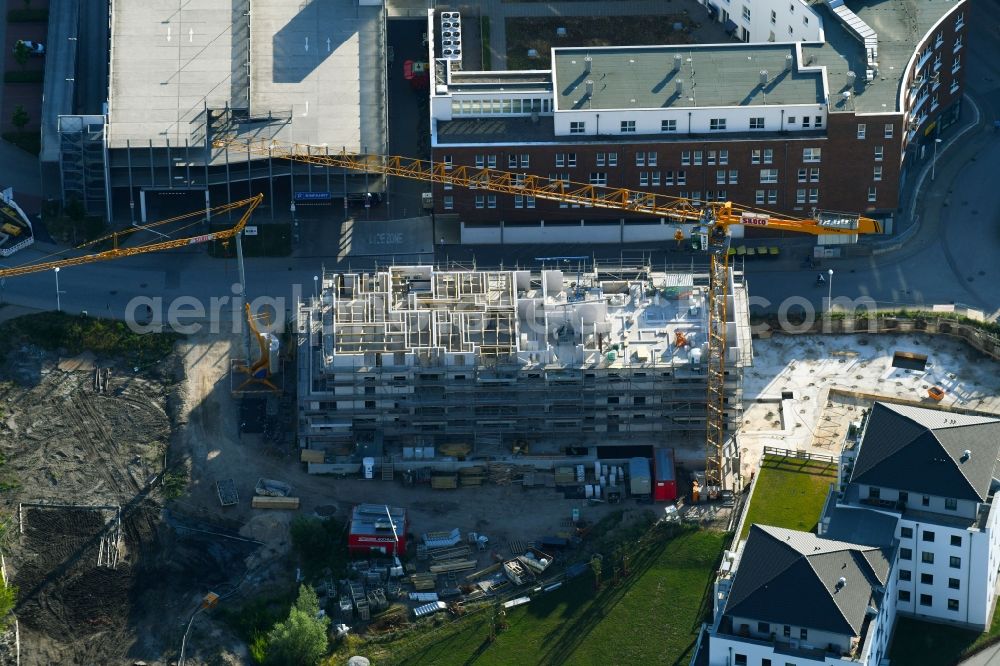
13, 40, 44, 56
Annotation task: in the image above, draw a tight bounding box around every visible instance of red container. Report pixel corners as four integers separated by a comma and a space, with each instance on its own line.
653, 448, 677, 502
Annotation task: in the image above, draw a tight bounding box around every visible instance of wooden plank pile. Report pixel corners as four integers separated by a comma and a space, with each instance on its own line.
429, 559, 477, 574
409, 573, 437, 591
429, 545, 471, 562
430, 473, 458, 490
458, 466, 486, 487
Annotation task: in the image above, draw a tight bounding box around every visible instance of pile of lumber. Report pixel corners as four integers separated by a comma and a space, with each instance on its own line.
487, 463, 535, 485
553, 466, 576, 485
429, 559, 477, 574
458, 466, 485, 487
251, 496, 300, 510
410, 573, 437, 591
429, 545, 471, 562
431, 474, 458, 490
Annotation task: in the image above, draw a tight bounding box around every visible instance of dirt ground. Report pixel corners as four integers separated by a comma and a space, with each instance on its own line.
0, 329, 729, 665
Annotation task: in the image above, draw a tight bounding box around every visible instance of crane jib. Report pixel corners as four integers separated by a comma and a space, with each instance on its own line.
187, 233, 218, 245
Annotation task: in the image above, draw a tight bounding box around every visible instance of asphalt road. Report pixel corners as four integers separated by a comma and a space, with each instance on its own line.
1, 5, 999, 328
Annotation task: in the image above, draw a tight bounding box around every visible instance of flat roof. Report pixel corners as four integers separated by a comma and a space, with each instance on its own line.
107, 0, 385, 151
553, 44, 824, 111
804, 0, 961, 114
350, 504, 406, 536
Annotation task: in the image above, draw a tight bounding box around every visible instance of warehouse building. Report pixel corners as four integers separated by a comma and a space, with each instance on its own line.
426, 0, 967, 242
47, 0, 387, 222
297, 263, 752, 459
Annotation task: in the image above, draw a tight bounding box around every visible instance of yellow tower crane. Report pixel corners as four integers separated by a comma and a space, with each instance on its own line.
212, 138, 881, 489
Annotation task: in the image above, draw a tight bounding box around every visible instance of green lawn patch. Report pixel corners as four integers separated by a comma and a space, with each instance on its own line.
740, 455, 837, 539
208, 222, 291, 257
7, 8, 48, 22
332, 527, 728, 665
480, 15, 491, 71
3, 70, 43, 83
890, 613, 1000, 666
506, 15, 698, 70
0, 312, 179, 366
2, 130, 40, 155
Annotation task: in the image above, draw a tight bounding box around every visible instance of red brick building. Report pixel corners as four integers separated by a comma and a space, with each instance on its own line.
427, 0, 967, 242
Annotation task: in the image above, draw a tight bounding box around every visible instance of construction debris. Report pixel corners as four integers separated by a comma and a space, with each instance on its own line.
216, 479, 239, 507
251, 496, 300, 510
255, 478, 292, 497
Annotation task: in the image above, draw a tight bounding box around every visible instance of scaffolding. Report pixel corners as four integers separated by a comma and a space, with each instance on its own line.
298, 264, 751, 454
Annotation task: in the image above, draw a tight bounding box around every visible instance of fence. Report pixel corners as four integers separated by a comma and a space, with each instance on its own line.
762, 313, 1000, 361
762, 446, 837, 464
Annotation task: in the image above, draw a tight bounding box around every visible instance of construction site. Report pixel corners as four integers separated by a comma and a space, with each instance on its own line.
0, 295, 997, 664
297, 263, 752, 465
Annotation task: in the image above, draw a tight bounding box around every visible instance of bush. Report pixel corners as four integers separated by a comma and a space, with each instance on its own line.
266, 585, 329, 666
0, 312, 179, 365
161, 470, 187, 499
0, 580, 16, 630
7, 7, 47, 21
4, 70, 43, 83
290, 515, 347, 581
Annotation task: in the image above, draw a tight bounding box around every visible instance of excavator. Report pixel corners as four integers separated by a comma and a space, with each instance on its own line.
0, 140, 883, 490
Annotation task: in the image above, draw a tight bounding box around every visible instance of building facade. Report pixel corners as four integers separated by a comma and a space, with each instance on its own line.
297, 264, 752, 457
427, 0, 967, 242
703, 401, 1000, 666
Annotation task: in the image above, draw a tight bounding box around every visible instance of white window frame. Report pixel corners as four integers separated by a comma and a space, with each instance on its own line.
620, 120, 636, 133
475, 154, 485, 168
676, 170, 687, 186
868, 186, 877, 202
763, 148, 773, 164
716, 169, 726, 185
487, 195, 497, 209
884, 124, 894, 139
873, 165, 883, 182
719, 150, 729, 165
875, 145, 884, 161
810, 167, 820, 183
803, 148, 821, 163
648, 152, 657, 167
596, 153, 606, 167
729, 169, 738, 184
487, 155, 497, 169
755, 190, 765, 205
555, 154, 565, 168
608, 152, 618, 167
443, 195, 454, 210
808, 188, 819, 204
796, 189, 806, 204
709, 118, 727, 131
475, 195, 485, 209
760, 168, 778, 184
661, 119, 677, 132
857, 123, 867, 139
681, 152, 691, 166
589, 172, 608, 186
694, 151, 703, 166
635, 152, 646, 167
570, 121, 586, 134
514, 195, 523, 209
750, 117, 765, 130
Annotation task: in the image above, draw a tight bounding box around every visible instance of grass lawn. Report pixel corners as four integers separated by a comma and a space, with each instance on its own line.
890, 613, 1000, 666
505, 15, 697, 69
330, 527, 728, 665
740, 455, 838, 540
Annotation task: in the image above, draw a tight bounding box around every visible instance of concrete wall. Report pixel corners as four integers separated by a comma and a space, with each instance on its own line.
553, 104, 826, 137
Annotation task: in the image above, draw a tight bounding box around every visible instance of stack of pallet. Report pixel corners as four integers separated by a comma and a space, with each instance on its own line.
458, 466, 485, 487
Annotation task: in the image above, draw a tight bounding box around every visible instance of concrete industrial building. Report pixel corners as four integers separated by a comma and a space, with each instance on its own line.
703, 402, 1000, 666
297, 264, 752, 458
45, 0, 387, 222
427, 0, 967, 243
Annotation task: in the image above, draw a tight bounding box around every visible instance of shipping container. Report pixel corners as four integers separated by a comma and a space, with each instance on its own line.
653, 448, 677, 502
628, 457, 652, 496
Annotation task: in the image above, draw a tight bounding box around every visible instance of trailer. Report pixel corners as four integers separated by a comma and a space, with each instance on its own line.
653, 448, 677, 502
412, 601, 447, 619
628, 457, 652, 496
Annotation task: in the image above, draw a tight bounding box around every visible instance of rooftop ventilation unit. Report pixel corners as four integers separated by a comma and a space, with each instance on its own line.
673, 54, 683, 72
759, 70, 768, 86
584, 56, 592, 73
836, 576, 847, 589
675, 79, 684, 95
585, 80, 594, 97
846, 70, 857, 88
785, 54, 793, 72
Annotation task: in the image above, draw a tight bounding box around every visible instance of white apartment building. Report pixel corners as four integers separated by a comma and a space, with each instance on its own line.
703, 402, 1000, 666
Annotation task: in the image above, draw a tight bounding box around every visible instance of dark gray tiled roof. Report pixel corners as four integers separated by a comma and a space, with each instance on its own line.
850, 403, 1000, 502
725, 525, 891, 637
822, 507, 899, 548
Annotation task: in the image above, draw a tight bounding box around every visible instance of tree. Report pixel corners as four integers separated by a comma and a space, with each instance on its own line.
266, 585, 329, 666
13, 41, 28, 69
0, 579, 16, 631
590, 554, 604, 591
11, 105, 28, 133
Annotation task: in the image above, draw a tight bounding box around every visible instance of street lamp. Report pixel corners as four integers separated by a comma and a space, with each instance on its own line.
931, 138, 943, 181
827, 268, 834, 313
54, 267, 61, 312
313, 275, 319, 301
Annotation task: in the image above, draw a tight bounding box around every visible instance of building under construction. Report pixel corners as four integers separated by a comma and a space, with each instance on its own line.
297, 263, 752, 457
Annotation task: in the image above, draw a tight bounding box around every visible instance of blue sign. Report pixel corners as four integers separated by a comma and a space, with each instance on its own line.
294, 191, 333, 202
